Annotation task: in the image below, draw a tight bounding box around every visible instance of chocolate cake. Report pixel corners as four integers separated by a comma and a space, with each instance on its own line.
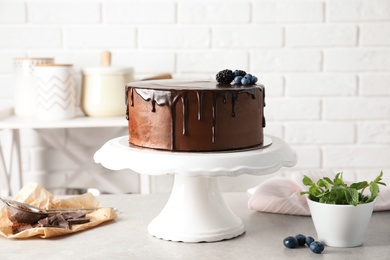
125, 80, 265, 152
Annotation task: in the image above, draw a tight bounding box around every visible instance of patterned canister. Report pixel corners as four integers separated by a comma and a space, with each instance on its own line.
13, 58, 54, 117
35, 64, 76, 120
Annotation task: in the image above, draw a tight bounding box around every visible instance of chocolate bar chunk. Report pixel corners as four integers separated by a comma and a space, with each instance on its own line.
12, 210, 91, 234
62, 212, 86, 220
36, 212, 89, 230
12, 222, 33, 233
67, 218, 90, 225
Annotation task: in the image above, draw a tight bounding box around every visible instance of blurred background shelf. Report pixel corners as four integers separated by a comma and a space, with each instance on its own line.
0, 107, 129, 196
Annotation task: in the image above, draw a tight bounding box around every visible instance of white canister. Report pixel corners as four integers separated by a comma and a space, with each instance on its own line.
81, 67, 134, 117
81, 51, 134, 117
13, 58, 54, 117
35, 64, 76, 120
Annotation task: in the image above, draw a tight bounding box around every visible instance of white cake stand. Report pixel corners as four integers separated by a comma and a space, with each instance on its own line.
94, 135, 297, 242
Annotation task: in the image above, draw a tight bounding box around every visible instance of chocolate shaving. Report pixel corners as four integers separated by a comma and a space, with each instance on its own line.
67, 218, 90, 225
37, 212, 90, 230
12, 211, 90, 233
12, 222, 34, 234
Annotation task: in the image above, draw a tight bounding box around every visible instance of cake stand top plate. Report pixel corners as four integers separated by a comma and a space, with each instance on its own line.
94, 135, 297, 177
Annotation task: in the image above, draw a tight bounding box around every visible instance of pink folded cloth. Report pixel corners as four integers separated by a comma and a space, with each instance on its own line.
248, 169, 390, 216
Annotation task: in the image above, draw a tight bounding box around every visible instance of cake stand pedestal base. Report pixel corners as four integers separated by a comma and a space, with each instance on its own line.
148, 175, 245, 242
94, 135, 297, 243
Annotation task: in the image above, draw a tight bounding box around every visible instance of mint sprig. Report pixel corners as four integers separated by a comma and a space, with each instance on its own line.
301, 171, 386, 206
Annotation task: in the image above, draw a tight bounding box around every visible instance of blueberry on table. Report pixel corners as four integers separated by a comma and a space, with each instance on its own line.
309, 241, 325, 254
305, 236, 315, 246
283, 236, 298, 249
295, 234, 306, 246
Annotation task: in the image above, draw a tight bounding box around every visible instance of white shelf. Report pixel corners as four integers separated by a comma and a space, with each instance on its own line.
0, 113, 126, 129
0, 107, 128, 196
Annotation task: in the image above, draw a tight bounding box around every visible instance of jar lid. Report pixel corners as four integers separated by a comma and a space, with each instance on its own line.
82, 51, 134, 75
82, 67, 134, 75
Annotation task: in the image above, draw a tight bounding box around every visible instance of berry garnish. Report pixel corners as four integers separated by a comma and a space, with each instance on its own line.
233, 69, 246, 77
309, 241, 325, 254
216, 69, 234, 84
295, 234, 306, 246
216, 69, 258, 85
241, 77, 250, 85
283, 236, 298, 249
233, 76, 243, 84
283, 234, 325, 254
305, 236, 315, 246
252, 76, 258, 84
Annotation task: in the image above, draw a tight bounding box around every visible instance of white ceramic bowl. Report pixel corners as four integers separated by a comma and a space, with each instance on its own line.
307, 198, 375, 247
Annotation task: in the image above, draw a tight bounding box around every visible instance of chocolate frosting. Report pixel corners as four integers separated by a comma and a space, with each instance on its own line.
125, 80, 265, 151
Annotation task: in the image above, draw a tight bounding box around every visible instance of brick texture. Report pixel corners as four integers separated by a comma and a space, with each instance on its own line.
286, 25, 357, 47
328, 0, 390, 21
27, 1, 100, 24
252, 0, 323, 23
0, 0, 389, 194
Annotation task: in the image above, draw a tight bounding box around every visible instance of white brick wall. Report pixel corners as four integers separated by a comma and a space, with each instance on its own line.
0, 0, 389, 194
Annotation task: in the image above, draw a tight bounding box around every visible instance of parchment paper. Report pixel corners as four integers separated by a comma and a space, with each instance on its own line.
0, 182, 117, 239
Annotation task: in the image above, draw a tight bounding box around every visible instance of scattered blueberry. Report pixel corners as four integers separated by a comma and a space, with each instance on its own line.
283, 236, 298, 249
309, 241, 325, 254
283, 234, 325, 254
295, 234, 306, 246
233, 76, 243, 84
305, 236, 315, 246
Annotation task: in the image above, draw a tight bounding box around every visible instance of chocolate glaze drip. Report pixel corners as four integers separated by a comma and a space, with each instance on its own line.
262, 87, 266, 127
126, 82, 265, 150
212, 92, 218, 143
181, 93, 188, 135
196, 91, 203, 120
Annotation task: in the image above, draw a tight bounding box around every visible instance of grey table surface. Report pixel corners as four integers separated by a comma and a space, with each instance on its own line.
1, 193, 389, 260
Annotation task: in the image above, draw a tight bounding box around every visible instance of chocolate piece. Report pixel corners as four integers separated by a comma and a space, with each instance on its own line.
12, 222, 34, 233
62, 211, 86, 220
37, 217, 50, 226
22, 212, 90, 233
67, 218, 90, 225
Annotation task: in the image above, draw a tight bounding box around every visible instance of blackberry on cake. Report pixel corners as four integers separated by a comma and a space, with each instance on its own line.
216, 69, 234, 84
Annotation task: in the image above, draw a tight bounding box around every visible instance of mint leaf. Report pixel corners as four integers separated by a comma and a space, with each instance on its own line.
333, 172, 345, 186
350, 181, 368, 191
373, 171, 384, 184
309, 185, 323, 198
317, 178, 331, 191
301, 171, 386, 206
367, 182, 380, 203
302, 175, 314, 186
323, 177, 333, 185
344, 188, 359, 206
